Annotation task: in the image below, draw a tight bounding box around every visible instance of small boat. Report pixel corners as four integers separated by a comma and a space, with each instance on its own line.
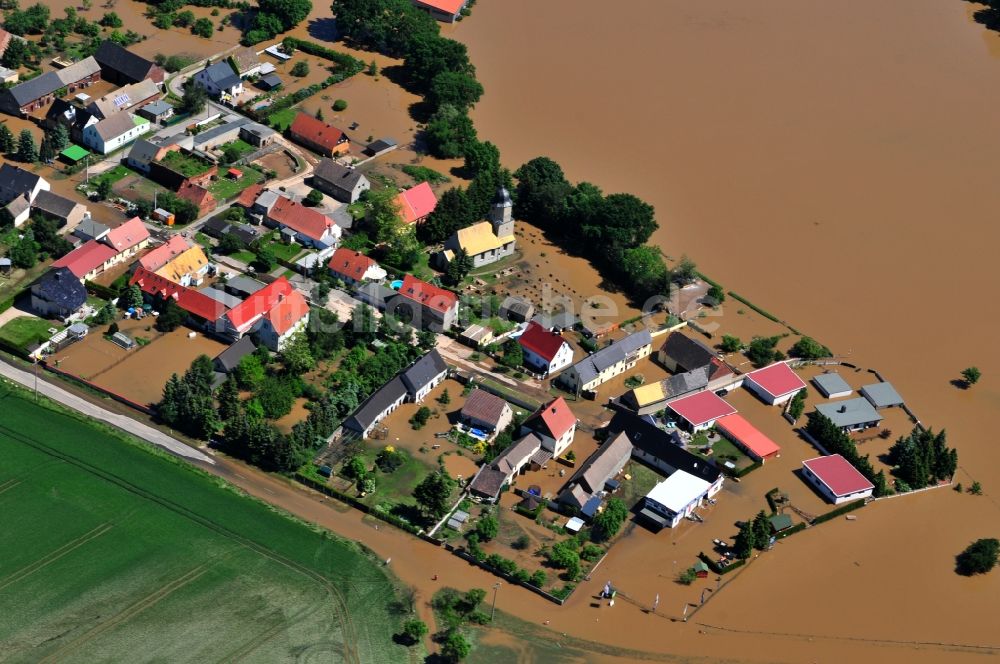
845, 515, 857, 521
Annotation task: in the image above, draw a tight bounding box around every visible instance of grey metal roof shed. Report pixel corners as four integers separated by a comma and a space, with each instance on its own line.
812, 372, 853, 398
860, 382, 904, 408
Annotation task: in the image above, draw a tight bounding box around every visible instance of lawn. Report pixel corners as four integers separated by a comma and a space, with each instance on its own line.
220, 139, 256, 160
208, 166, 265, 201
0, 317, 57, 349
262, 238, 306, 262
228, 249, 257, 264
83, 165, 130, 191
0, 384, 410, 663
158, 149, 213, 178
268, 107, 298, 132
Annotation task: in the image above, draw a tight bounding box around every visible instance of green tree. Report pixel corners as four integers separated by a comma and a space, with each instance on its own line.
365, 186, 404, 244
751, 510, 771, 550
428, 71, 483, 112
95, 178, 113, 201
49, 122, 69, 152
734, 521, 755, 560
970, 481, 983, 495
620, 245, 669, 299
158, 355, 218, 439
789, 336, 831, 360
280, 332, 315, 374
252, 243, 276, 272
745, 336, 782, 367
475, 514, 498, 541
100, 11, 122, 27
673, 255, 697, 285
444, 248, 472, 286
93, 301, 116, 325
191, 17, 213, 37
787, 388, 807, 421
400, 619, 427, 646
0, 123, 15, 153
30, 215, 72, 258
529, 570, 547, 587
256, 375, 297, 419
419, 187, 476, 244
216, 376, 241, 422
332, 0, 439, 57
281, 36, 297, 54
306, 188, 324, 206
591, 497, 628, 542
173, 10, 195, 26
9, 230, 38, 268
154, 298, 187, 331
499, 338, 522, 369
409, 405, 431, 429
707, 285, 725, 304
38, 136, 53, 163
440, 630, 471, 662
367, 59, 378, 76
438, 388, 450, 405
291, 60, 310, 77
720, 335, 742, 353
257, 0, 312, 30
513, 157, 571, 229
956, 538, 999, 576
332, 98, 348, 111
1, 37, 27, 68
125, 284, 144, 309
413, 470, 456, 520
423, 104, 477, 159
961, 366, 981, 386
16, 129, 37, 163
179, 79, 208, 115
216, 233, 243, 255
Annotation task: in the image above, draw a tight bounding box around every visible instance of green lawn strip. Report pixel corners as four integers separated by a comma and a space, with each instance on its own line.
208, 167, 265, 201
0, 317, 57, 348
267, 107, 298, 132
228, 250, 256, 264
84, 164, 130, 190
0, 385, 409, 663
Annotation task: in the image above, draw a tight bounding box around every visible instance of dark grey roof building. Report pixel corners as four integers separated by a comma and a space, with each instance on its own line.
213, 336, 257, 374
0, 163, 45, 204
401, 349, 448, 399
94, 41, 163, 85
343, 376, 408, 437
30, 267, 87, 318
657, 330, 718, 373
355, 282, 396, 311
561, 329, 652, 391
607, 412, 722, 485
312, 159, 371, 203
223, 275, 266, 299
558, 431, 633, 509
499, 295, 534, 323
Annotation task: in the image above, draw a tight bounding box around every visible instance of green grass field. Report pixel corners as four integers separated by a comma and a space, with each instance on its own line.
0, 317, 56, 349
0, 384, 410, 663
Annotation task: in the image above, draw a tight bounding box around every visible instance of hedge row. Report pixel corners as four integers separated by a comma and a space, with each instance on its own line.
695, 271, 723, 290
774, 522, 807, 540
810, 498, 866, 525
729, 459, 763, 479
727, 291, 781, 323
85, 280, 119, 300
765, 488, 781, 514
698, 551, 746, 576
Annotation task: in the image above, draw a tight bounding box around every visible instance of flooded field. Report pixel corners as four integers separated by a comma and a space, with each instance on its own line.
453, 0, 1000, 658
53, 318, 227, 406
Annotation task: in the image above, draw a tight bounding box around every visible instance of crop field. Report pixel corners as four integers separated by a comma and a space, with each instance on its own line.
0, 385, 409, 663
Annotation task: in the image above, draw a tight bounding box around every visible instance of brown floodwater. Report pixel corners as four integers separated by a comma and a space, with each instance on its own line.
452, 0, 1000, 659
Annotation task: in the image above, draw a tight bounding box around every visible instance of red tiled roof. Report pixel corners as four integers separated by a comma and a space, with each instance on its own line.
715, 414, 780, 460
328, 247, 378, 281
225, 276, 295, 333
138, 235, 189, 272
51, 239, 117, 279
236, 183, 264, 208
129, 267, 227, 321
747, 362, 807, 399
0, 30, 12, 57
265, 288, 310, 335
802, 454, 874, 497
397, 274, 457, 315
227, 168, 242, 178
103, 216, 149, 253
667, 391, 737, 427
268, 195, 332, 242
396, 182, 438, 224
461, 389, 510, 427
414, 0, 466, 14
289, 112, 346, 152
517, 321, 567, 363
708, 357, 735, 382
528, 397, 576, 440
177, 182, 215, 208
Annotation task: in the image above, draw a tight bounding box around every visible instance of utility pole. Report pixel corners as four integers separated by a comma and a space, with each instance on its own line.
33, 356, 38, 402
490, 582, 501, 622
85, 155, 90, 184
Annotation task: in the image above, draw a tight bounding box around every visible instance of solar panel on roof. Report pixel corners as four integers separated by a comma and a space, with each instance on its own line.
113, 93, 131, 107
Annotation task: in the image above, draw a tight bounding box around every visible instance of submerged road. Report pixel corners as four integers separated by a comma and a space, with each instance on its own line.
0, 359, 214, 465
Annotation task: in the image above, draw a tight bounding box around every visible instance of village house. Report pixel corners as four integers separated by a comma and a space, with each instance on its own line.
557, 431, 633, 512
94, 41, 164, 85
355, 282, 397, 311
72, 218, 109, 244
82, 112, 151, 155
193, 61, 243, 100
666, 390, 737, 432
136, 235, 189, 273
460, 389, 514, 437
814, 398, 882, 432
176, 181, 217, 219
860, 381, 904, 409
468, 433, 543, 502
499, 295, 534, 323
0, 164, 50, 227
0, 56, 101, 116
130, 267, 229, 329
51, 216, 150, 281
812, 372, 853, 399
30, 190, 88, 231
743, 362, 807, 406
801, 454, 875, 504
389, 274, 459, 331
265, 195, 341, 249
439, 188, 515, 269
517, 320, 574, 376
621, 358, 736, 416
30, 267, 87, 319
400, 349, 448, 402
657, 330, 719, 373
136, 100, 174, 124
714, 413, 781, 462
520, 396, 577, 459
396, 181, 438, 224
155, 244, 210, 287
85, 79, 160, 120
212, 336, 256, 377
127, 138, 178, 174
217, 277, 309, 350
311, 159, 370, 203
411, 0, 469, 23
228, 47, 262, 79
190, 116, 276, 152
558, 328, 652, 394
288, 112, 349, 157
327, 248, 386, 286
642, 471, 715, 530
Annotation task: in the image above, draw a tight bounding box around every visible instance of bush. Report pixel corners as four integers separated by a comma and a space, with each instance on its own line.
409, 406, 431, 430
529, 570, 547, 587
956, 538, 999, 576
290, 60, 309, 77
677, 567, 697, 585
511, 534, 530, 550
333, 98, 347, 111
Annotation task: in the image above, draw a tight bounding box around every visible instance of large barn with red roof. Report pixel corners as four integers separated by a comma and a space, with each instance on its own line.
744, 362, 807, 406
517, 321, 574, 377
327, 248, 387, 285
288, 112, 349, 157
129, 267, 228, 324
52, 216, 150, 281
666, 390, 737, 432
390, 274, 459, 331
801, 454, 874, 504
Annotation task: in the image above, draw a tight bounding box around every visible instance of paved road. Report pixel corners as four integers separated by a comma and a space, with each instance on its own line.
0, 358, 214, 465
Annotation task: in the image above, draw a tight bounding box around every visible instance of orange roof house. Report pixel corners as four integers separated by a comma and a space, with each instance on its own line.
396, 182, 438, 224
177, 181, 217, 218
129, 267, 228, 322
220, 276, 310, 350
288, 112, 349, 157
138, 235, 189, 272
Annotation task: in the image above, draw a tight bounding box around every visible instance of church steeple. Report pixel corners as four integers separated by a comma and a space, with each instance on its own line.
489, 187, 514, 238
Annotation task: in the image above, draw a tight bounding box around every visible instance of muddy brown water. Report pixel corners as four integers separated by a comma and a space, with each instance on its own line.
451, 0, 1000, 659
